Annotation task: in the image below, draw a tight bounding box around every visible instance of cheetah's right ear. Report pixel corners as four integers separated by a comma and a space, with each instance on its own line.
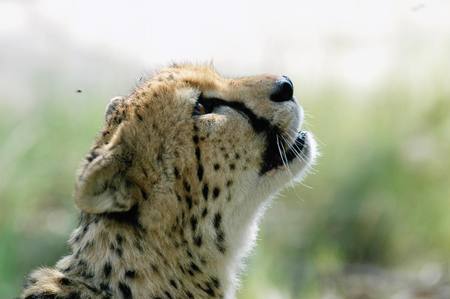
74, 124, 141, 214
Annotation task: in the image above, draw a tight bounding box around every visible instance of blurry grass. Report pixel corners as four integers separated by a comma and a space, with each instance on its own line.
1, 81, 449, 298
0, 95, 105, 297
239, 82, 450, 298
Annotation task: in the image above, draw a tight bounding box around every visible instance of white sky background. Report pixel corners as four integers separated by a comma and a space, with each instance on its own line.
1, 0, 450, 104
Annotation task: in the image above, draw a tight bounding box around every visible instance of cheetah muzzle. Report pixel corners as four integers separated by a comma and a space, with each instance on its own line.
21, 64, 317, 299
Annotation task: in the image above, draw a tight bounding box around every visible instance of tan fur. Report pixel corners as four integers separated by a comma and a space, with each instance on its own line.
21, 64, 317, 299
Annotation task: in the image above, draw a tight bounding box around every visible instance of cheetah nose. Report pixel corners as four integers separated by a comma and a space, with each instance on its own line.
270, 76, 294, 102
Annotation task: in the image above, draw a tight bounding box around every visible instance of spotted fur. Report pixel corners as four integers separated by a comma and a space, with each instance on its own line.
21, 64, 317, 299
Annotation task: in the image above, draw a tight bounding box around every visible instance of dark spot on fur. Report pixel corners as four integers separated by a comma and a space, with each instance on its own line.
213, 187, 220, 199
201, 208, 208, 218
59, 277, 71, 286
77, 259, 87, 269
136, 112, 143, 121
85, 240, 94, 249
211, 276, 220, 288
217, 230, 225, 242
156, 148, 163, 163
186, 291, 194, 299
195, 147, 201, 161
193, 235, 203, 247
164, 291, 173, 299
140, 187, 149, 200
235, 153, 240, 159
125, 270, 136, 279
135, 241, 144, 252
216, 243, 226, 253
141, 166, 149, 178
213, 163, 220, 170
169, 279, 178, 289
81, 270, 94, 280
118, 282, 132, 298
185, 195, 193, 209
151, 264, 159, 273
197, 164, 204, 181
213, 213, 222, 229
229, 163, 236, 170
174, 167, 180, 179
178, 264, 186, 274
193, 135, 199, 144
196, 282, 216, 297
100, 282, 110, 291
190, 216, 198, 232
226, 180, 233, 187
116, 247, 123, 257
190, 262, 202, 273
183, 180, 191, 192
202, 184, 209, 201
86, 151, 99, 162
116, 234, 124, 245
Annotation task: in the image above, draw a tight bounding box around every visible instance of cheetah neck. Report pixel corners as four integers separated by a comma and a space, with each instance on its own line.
53, 197, 262, 299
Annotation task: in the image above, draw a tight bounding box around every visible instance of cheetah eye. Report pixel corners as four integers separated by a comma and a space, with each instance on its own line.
193, 93, 215, 116
193, 101, 207, 116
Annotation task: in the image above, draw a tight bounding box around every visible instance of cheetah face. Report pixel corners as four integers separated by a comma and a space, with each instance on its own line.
187, 72, 317, 198
74, 64, 316, 239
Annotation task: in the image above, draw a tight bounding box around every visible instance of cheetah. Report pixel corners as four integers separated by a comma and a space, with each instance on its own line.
21, 64, 317, 299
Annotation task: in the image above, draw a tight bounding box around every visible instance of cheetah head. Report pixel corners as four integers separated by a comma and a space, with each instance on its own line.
74, 63, 317, 268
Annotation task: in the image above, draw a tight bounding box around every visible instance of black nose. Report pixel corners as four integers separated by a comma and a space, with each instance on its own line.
270, 76, 294, 102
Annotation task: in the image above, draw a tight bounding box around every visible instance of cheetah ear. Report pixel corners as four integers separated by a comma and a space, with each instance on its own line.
105, 96, 126, 121
74, 136, 140, 214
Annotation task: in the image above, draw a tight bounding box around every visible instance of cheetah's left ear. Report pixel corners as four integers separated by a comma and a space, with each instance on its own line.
105, 96, 126, 121
74, 129, 141, 214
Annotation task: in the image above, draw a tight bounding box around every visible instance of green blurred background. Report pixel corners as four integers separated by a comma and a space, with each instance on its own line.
1, 1, 450, 298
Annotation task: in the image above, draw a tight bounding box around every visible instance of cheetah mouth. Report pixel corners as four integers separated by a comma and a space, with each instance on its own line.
260, 130, 308, 174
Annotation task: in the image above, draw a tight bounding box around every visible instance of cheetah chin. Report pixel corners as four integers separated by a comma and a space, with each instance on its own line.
21, 64, 317, 299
